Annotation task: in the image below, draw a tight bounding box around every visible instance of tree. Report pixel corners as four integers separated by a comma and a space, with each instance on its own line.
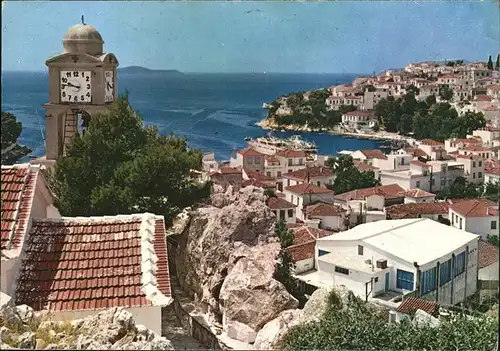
487, 55, 494, 70
439, 86, 453, 101
326, 155, 381, 194
436, 177, 482, 200
496, 54, 500, 70
406, 84, 420, 96
1, 112, 32, 164
264, 188, 277, 198
47, 95, 210, 225
487, 234, 499, 247
483, 181, 500, 202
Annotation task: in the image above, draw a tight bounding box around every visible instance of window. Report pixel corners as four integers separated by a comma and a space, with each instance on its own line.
287, 209, 294, 218
473, 172, 476, 179
335, 266, 349, 275
416, 181, 421, 188
420, 267, 437, 295
472, 161, 476, 167
479, 161, 482, 167
318, 249, 330, 257
299, 158, 304, 166
277, 171, 282, 177
431, 178, 435, 185
358, 245, 364, 255
459, 217, 463, 230
291, 195, 294, 204
454, 251, 466, 277
396, 269, 414, 291
440, 259, 452, 286
317, 181, 321, 186
272, 210, 277, 217
247, 157, 253, 164
288, 159, 292, 166
280, 210, 285, 221
287, 179, 290, 186
254, 157, 261, 165
374, 277, 379, 283
492, 221, 497, 230
266, 172, 271, 177
478, 172, 483, 178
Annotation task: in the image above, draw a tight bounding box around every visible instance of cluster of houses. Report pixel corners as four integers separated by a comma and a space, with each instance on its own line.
292, 60, 500, 132
202, 124, 499, 309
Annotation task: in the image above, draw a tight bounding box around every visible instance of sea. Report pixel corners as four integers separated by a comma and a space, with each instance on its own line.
1, 71, 382, 161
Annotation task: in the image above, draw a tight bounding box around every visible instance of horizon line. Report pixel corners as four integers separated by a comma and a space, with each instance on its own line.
1, 69, 371, 75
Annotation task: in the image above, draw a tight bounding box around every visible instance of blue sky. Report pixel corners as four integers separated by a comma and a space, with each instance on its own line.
2, 1, 499, 73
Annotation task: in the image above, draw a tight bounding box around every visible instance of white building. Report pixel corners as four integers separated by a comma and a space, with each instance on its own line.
283, 183, 335, 221
455, 154, 485, 184
449, 199, 499, 241
371, 152, 413, 171
282, 166, 335, 189
341, 110, 374, 130
401, 189, 436, 204
417, 139, 447, 161
477, 240, 499, 294
301, 218, 479, 305
267, 196, 297, 224
380, 161, 433, 192
304, 203, 348, 232
350, 149, 387, 165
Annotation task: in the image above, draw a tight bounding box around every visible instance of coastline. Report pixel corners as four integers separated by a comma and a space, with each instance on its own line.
255, 118, 411, 143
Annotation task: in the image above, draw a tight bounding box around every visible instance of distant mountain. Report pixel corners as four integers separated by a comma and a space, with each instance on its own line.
117, 66, 184, 76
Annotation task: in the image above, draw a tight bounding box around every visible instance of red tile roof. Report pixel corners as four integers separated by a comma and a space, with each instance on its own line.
411, 160, 431, 168
449, 199, 499, 218
474, 94, 492, 102
487, 84, 500, 91
14, 214, 172, 312
237, 148, 265, 157
359, 149, 387, 160
334, 184, 405, 202
396, 297, 439, 315
456, 154, 482, 160
284, 183, 334, 196
385, 202, 450, 219
282, 166, 334, 181
420, 139, 444, 146
305, 203, 346, 217
478, 239, 499, 269
241, 178, 275, 189
218, 166, 242, 175
267, 196, 296, 210
401, 189, 435, 198
265, 155, 280, 164
246, 170, 275, 182
285, 226, 335, 262
1, 165, 40, 251
275, 149, 307, 158
405, 148, 429, 158
354, 161, 379, 172
484, 106, 499, 111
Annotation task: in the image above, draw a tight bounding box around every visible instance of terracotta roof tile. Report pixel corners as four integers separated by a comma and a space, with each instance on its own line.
385, 202, 449, 219
401, 189, 435, 198
343, 110, 373, 117
246, 170, 275, 182
449, 199, 498, 218
237, 148, 265, 157
282, 166, 333, 181
285, 226, 335, 262
1, 165, 39, 250
396, 297, 439, 315
354, 161, 379, 172
241, 178, 275, 189
15, 214, 171, 312
275, 149, 307, 158
474, 94, 492, 102
359, 149, 387, 160
420, 139, 444, 146
334, 184, 405, 202
405, 148, 429, 158
305, 203, 346, 217
267, 197, 296, 210
411, 160, 431, 168
265, 155, 280, 164
218, 166, 242, 175
284, 183, 334, 196
478, 239, 499, 269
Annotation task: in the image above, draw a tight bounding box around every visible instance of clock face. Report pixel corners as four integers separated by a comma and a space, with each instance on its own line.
105, 70, 114, 102
60, 70, 92, 103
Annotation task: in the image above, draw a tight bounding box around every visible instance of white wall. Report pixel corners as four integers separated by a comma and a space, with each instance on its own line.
0, 257, 21, 296
272, 208, 296, 224
316, 259, 368, 298
404, 195, 436, 204
450, 210, 498, 240
47, 305, 163, 336
479, 263, 499, 282
294, 258, 315, 274
311, 215, 344, 231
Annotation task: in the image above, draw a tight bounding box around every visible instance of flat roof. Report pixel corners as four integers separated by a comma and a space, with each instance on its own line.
318, 248, 384, 274
318, 218, 479, 265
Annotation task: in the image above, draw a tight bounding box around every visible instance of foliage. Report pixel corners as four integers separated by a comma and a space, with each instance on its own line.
487, 234, 499, 247
496, 54, 500, 70
483, 181, 500, 202
279, 288, 499, 351
273, 219, 306, 306
326, 155, 381, 194
1, 111, 32, 164
436, 177, 482, 200
47, 95, 211, 225
264, 188, 277, 198
487, 55, 494, 70
439, 85, 453, 101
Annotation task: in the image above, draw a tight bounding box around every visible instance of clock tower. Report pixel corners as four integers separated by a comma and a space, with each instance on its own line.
43, 20, 119, 160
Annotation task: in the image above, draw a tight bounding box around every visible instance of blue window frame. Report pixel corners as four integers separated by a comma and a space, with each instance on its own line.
396, 269, 414, 291
421, 267, 437, 295
318, 249, 330, 257
440, 259, 452, 286
454, 251, 466, 277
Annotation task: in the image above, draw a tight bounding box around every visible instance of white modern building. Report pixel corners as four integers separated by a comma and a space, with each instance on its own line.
449, 199, 499, 240
298, 218, 479, 305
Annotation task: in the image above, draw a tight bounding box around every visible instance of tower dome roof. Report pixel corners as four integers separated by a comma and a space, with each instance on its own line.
62, 24, 104, 55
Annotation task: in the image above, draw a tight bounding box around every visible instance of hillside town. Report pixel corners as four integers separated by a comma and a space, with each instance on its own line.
262, 57, 500, 138
1, 20, 499, 351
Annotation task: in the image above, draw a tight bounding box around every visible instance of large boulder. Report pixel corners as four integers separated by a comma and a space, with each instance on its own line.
253, 309, 302, 350
172, 185, 292, 334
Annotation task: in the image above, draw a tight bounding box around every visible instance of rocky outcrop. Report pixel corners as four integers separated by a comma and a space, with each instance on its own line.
170, 185, 298, 343
0, 302, 173, 350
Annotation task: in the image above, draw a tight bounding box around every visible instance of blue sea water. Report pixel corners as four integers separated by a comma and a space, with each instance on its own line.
1, 71, 382, 160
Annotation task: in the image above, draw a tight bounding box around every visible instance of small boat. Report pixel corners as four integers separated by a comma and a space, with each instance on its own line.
244, 136, 251, 141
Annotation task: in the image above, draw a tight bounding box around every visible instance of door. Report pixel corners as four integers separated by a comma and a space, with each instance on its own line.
385, 272, 390, 292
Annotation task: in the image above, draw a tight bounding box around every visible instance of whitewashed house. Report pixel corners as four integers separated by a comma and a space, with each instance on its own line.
477, 240, 499, 295
283, 183, 335, 221
380, 161, 433, 192
417, 139, 446, 161
455, 154, 485, 184
341, 110, 374, 130
350, 149, 387, 166
304, 203, 348, 231
1, 164, 61, 296
300, 218, 479, 305
282, 166, 335, 188
400, 189, 436, 204
267, 196, 297, 224
449, 199, 499, 240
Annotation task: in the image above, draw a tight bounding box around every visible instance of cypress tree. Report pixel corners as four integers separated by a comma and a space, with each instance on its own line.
487, 55, 493, 70
495, 54, 500, 70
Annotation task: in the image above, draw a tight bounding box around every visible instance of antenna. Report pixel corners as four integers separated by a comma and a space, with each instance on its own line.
81, 15, 85, 25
